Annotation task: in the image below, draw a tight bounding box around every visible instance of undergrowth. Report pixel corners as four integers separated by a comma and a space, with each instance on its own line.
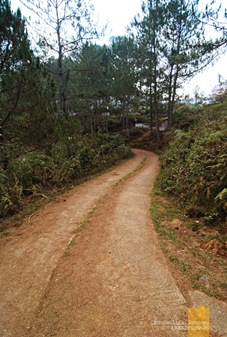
150, 185, 227, 302
151, 100, 227, 301
0, 133, 132, 229
158, 100, 227, 231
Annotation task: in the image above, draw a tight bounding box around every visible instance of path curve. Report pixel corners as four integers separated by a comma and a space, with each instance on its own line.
0, 150, 188, 337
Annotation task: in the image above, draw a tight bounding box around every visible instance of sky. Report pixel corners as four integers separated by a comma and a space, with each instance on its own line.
92, 0, 226, 97
11, 0, 227, 97
92, 0, 142, 41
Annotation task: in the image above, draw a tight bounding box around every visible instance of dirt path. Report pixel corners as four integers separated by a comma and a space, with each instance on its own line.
0, 150, 189, 337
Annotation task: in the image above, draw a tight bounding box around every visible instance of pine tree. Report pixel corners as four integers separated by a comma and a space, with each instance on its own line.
70, 43, 112, 133
131, 0, 216, 133
110, 36, 138, 132
131, 0, 165, 141
20, 0, 98, 119
0, 0, 56, 168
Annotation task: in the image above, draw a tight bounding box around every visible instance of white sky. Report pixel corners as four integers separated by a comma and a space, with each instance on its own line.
11, 0, 227, 97
93, 0, 227, 97
185, 54, 227, 97
92, 0, 142, 41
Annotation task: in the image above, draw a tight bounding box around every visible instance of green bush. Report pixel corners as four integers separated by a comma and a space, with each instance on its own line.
172, 100, 227, 131
0, 133, 131, 220
7, 152, 56, 191
0, 173, 23, 218
159, 119, 227, 223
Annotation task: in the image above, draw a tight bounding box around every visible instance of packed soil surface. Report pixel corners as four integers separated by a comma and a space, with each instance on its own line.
0, 149, 225, 337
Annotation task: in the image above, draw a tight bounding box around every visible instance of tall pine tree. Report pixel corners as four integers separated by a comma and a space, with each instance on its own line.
0, 0, 56, 168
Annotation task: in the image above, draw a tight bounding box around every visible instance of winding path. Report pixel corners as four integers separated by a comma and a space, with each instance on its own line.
0, 150, 188, 337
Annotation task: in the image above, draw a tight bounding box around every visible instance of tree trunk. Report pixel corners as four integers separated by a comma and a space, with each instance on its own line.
56, 9, 71, 157
167, 65, 174, 129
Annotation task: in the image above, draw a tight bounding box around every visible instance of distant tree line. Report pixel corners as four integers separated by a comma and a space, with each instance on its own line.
0, 0, 226, 220
0, 0, 226, 154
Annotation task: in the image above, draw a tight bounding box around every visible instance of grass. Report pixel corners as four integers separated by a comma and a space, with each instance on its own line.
63, 206, 97, 258
0, 230, 10, 238
114, 154, 147, 187
62, 236, 77, 258
187, 221, 203, 232
0, 154, 135, 236
189, 246, 203, 257
169, 254, 191, 273
150, 190, 184, 244
150, 183, 227, 301
73, 217, 90, 234
157, 226, 178, 241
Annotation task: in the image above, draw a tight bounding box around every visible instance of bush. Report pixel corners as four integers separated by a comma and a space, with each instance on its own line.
172, 100, 227, 131
0, 133, 131, 220
7, 152, 56, 191
158, 118, 227, 223
0, 172, 23, 218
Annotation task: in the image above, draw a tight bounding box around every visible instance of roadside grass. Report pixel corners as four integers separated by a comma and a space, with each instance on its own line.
73, 208, 96, 235
0, 154, 134, 237
114, 154, 147, 187
62, 236, 77, 258
62, 205, 98, 259
169, 254, 192, 273
150, 185, 227, 302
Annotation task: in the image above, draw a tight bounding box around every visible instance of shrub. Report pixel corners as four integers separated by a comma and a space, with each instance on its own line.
159, 118, 227, 223
7, 152, 56, 191
0, 133, 131, 220
0, 173, 23, 218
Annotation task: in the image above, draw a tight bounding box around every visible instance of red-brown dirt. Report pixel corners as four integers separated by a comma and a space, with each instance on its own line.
0, 149, 225, 337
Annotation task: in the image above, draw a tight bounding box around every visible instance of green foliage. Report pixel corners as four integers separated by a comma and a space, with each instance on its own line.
215, 188, 227, 213
0, 172, 23, 218
0, 0, 57, 156
130, 0, 214, 133
169, 255, 191, 273
0, 133, 131, 220
158, 107, 227, 223
7, 152, 56, 190
172, 104, 202, 130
